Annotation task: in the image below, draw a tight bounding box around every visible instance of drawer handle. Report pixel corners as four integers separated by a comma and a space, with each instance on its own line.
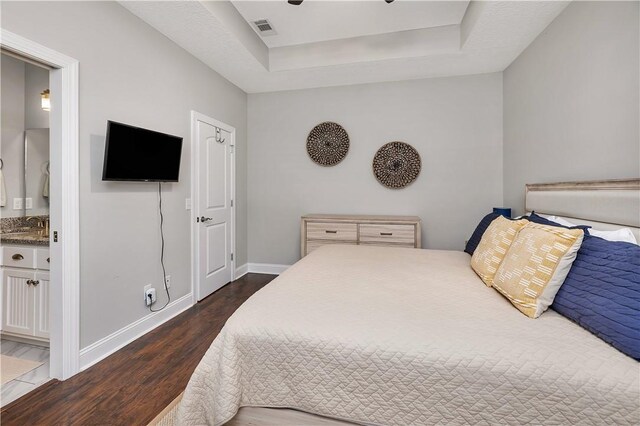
12, 253, 24, 261
325, 230, 338, 234
380, 232, 393, 236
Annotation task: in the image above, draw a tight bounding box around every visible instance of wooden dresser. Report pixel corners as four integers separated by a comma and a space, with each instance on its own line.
301, 214, 422, 257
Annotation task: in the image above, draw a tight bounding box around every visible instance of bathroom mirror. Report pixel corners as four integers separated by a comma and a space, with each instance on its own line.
25, 128, 50, 216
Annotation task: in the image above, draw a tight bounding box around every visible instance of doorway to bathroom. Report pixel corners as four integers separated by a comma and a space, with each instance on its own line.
0, 51, 53, 406
1, 29, 80, 405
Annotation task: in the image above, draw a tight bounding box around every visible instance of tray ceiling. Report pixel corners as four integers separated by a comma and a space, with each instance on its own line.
231, 0, 470, 48
120, 1, 570, 93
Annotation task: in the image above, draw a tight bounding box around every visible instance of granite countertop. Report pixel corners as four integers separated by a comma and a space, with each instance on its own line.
1, 231, 50, 246
1, 216, 51, 247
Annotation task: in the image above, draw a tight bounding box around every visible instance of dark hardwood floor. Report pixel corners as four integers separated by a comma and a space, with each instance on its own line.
1, 273, 275, 426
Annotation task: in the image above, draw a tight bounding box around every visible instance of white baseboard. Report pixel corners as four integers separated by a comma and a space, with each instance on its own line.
79, 293, 193, 371
235, 263, 249, 279
247, 263, 291, 275
78, 261, 287, 372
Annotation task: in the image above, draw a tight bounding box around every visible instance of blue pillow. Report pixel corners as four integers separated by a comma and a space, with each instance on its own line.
528, 211, 591, 233
464, 213, 501, 255
551, 235, 640, 360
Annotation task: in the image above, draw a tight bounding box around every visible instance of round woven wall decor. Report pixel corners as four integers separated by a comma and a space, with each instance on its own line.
372, 142, 421, 189
306, 122, 350, 166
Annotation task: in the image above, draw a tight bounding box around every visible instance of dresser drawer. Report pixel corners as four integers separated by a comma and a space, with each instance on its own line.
359, 224, 416, 245
301, 214, 421, 257
306, 240, 357, 255
36, 248, 51, 270
2, 246, 35, 269
307, 222, 358, 241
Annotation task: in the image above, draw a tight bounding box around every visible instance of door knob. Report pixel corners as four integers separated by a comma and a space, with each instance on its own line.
32, 280, 39, 286
200, 216, 213, 222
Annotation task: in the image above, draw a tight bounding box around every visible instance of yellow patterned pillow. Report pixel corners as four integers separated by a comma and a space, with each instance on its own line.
492, 222, 584, 318
470, 216, 528, 287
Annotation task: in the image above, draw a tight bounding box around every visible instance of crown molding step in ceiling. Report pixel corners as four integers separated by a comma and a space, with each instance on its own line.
234, 0, 469, 48
119, 0, 570, 93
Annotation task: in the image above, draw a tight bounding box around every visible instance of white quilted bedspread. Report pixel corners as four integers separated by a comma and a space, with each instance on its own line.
177, 245, 639, 425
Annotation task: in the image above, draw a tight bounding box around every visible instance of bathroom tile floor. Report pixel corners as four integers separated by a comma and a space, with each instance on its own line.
1, 339, 50, 407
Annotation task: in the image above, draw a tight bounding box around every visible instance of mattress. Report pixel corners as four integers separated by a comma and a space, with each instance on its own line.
177, 245, 640, 425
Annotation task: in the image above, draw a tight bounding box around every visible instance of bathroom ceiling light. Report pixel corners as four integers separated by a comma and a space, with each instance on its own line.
41, 89, 50, 111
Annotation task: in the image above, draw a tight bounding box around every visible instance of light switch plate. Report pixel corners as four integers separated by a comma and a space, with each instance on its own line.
13, 198, 24, 210
25, 198, 33, 209
185, 198, 192, 210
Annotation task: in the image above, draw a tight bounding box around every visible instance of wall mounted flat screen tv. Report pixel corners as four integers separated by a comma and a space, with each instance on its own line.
102, 120, 183, 182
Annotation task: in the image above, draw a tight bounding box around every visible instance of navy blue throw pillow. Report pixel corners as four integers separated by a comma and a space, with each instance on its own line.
464, 213, 501, 255
527, 211, 591, 233
552, 235, 640, 360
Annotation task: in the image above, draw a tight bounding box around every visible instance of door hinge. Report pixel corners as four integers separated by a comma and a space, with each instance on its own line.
230, 253, 234, 261
53, 231, 59, 242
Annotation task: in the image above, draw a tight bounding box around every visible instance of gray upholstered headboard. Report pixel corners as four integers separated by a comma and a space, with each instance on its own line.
525, 179, 640, 241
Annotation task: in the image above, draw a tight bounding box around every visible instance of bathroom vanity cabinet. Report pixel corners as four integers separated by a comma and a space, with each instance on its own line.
1, 245, 50, 342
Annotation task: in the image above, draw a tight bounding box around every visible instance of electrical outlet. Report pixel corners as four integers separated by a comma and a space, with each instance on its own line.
13, 198, 24, 210
151, 289, 157, 302
145, 288, 157, 306
144, 284, 156, 306
165, 275, 171, 289
25, 198, 33, 209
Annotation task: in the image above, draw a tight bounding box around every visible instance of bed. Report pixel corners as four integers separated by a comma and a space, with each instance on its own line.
177, 180, 640, 425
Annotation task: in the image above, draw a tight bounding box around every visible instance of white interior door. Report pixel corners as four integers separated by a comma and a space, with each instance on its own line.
194, 114, 234, 301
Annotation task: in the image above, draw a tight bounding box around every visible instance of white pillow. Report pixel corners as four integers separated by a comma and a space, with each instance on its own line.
547, 216, 638, 244
589, 228, 638, 244
546, 216, 577, 228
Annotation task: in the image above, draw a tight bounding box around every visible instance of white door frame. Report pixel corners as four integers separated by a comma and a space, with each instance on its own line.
1, 30, 80, 379
190, 111, 236, 303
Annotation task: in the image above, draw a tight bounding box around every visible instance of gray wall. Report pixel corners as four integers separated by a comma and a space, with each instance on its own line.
248, 73, 503, 265
504, 1, 640, 216
1, 1, 248, 348
24, 62, 50, 129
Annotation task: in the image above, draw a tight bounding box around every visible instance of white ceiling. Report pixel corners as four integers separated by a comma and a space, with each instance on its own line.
231, 0, 470, 48
119, 1, 570, 93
